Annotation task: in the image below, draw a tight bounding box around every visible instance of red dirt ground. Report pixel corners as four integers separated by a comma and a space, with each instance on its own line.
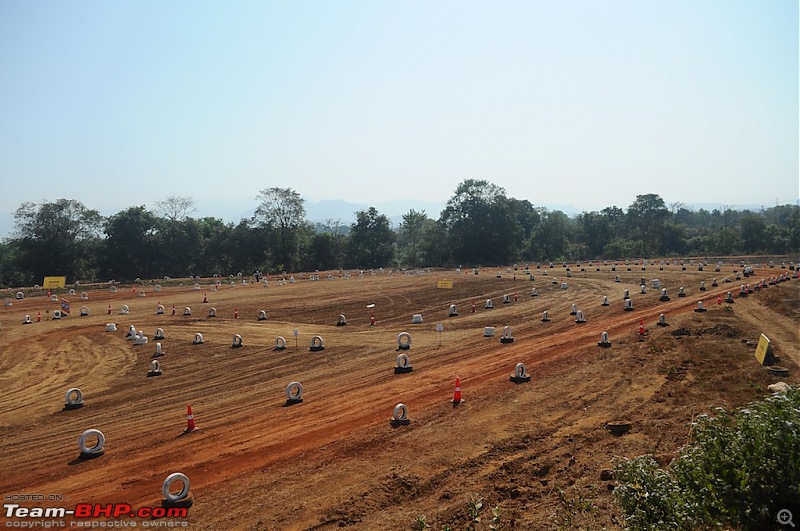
1, 261, 797, 530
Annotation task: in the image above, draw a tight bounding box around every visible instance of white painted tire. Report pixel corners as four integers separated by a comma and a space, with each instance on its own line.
154, 284, 162, 292
393, 403, 409, 421
16, 291, 24, 299
258, 310, 267, 320
396, 353, 411, 368
286, 381, 303, 401
397, 332, 412, 348
120, 304, 129, 315
105, 323, 117, 332
53, 309, 62, 319
110, 286, 117, 293
79, 429, 105, 454
184, 307, 192, 316
193, 333, 204, 344
515, 363, 528, 378
310, 335, 324, 349
502, 326, 512, 339
232, 334, 243, 347
156, 304, 165, 314
162, 473, 190, 502
275, 336, 287, 349
80, 306, 89, 316
65, 387, 84, 406
208, 307, 217, 317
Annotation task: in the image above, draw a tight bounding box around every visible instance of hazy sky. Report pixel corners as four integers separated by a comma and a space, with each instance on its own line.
1, 0, 797, 219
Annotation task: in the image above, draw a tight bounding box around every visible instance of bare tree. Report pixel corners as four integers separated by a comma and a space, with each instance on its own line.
154, 195, 196, 225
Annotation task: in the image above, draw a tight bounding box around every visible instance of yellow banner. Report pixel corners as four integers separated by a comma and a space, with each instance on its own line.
754, 334, 771, 365
43, 276, 67, 289
437, 279, 453, 289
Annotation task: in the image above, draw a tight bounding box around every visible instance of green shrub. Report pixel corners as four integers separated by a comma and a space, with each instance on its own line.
615, 386, 800, 530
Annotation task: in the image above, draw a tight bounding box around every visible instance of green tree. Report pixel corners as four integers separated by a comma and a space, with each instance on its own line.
0, 241, 24, 287
528, 208, 571, 260
739, 213, 767, 253
399, 209, 432, 269
194, 217, 234, 275
101, 206, 159, 280
218, 219, 270, 275
576, 211, 611, 257
254, 188, 306, 272
626, 194, 670, 254
440, 179, 523, 265
347, 207, 395, 268
10, 199, 103, 283
418, 219, 451, 267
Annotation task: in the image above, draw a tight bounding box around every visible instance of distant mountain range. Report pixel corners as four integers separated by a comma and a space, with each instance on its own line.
0, 199, 788, 241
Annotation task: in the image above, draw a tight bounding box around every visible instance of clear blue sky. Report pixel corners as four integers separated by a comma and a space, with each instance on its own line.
1, 0, 797, 221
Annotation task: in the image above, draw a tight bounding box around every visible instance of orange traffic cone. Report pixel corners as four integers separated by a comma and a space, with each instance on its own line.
638, 319, 645, 336
370, 311, 375, 326
234, 307, 239, 319
184, 404, 198, 432
717, 295, 722, 305
37, 310, 41, 322
107, 304, 112, 315
471, 301, 476, 313
202, 292, 208, 303
171, 305, 176, 316
514, 291, 518, 301
452, 377, 464, 404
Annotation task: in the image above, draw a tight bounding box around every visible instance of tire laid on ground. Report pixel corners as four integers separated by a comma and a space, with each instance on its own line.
162, 473, 191, 502
393, 403, 409, 421
78, 429, 105, 455
310, 335, 324, 351
286, 381, 303, 401
397, 332, 412, 349
64, 387, 84, 409
275, 336, 287, 350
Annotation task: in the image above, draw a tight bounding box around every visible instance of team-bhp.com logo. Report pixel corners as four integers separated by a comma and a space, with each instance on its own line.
5, 502, 188, 519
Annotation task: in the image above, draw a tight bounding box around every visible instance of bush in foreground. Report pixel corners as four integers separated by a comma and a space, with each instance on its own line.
614, 385, 800, 530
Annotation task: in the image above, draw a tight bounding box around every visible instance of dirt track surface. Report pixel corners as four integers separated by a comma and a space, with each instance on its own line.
1, 263, 798, 529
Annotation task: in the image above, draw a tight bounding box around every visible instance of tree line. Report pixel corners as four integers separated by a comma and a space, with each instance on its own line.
0, 179, 797, 286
